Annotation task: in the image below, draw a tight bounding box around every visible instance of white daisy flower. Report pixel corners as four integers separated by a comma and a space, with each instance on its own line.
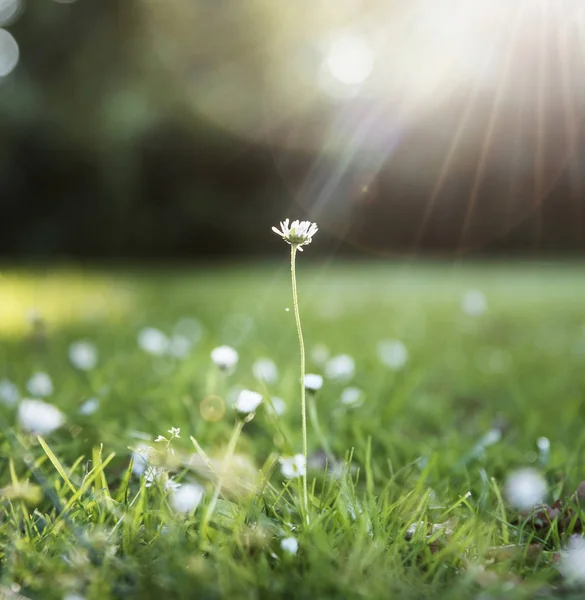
280, 454, 307, 479
138, 327, 170, 356
559, 535, 585, 584
504, 468, 547, 511
235, 389, 263, 414
340, 387, 364, 408
26, 372, 53, 397
252, 358, 278, 384
168, 334, 192, 359
304, 373, 323, 392
461, 289, 488, 316
272, 219, 318, 251
324, 354, 355, 382
170, 482, 204, 513
281, 536, 299, 555
79, 397, 100, 416
68, 340, 98, 371
18, 399, 65, 435
268, 396, 287, 416
377, 339, 408, 370
0, 379, 20, 406
211, 345, 239, 371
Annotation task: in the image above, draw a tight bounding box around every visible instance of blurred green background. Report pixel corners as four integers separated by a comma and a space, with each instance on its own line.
1, 0, 584, 259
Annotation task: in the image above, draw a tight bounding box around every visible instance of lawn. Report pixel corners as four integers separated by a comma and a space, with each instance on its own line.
1, 260, 585, 599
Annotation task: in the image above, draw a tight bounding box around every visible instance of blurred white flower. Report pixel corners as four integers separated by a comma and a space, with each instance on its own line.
281, 536, 299, 555
280, 454, 306, 479
144, 466, 166, 487
211, 345, 239, 371
304, 373, 323, 392
377, 340, 408, 370
505, 468, 547, 510
63, 594, 86, 600
269, 396, 287, 416
324, 354, 355, 382
559, 535, 585, 584
18, 399, 65, 435
138, 327, 169, 356
174, 317, 203, 344
165, 478, 182, 493
311, 343, 330, 365
27, 372, 53, 397
340, 387, 364, 408
168, 335, 192, 359
272, 219, 318, 251
461, 289, 488, 316
252, 358, 278, 384
235, 389, 263, 414
131, 443, 152, 476
79, 397, 100, 416
0, 379, 19, 406
170, 483, 204, 513
68, 340, 98, 371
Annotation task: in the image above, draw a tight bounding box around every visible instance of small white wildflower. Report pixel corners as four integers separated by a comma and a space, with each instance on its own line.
269, 396, 287, 416
280, 454, 307, 479
144, 466, 166, 487
536, 436, 550, 452
505, 468, 547, 511
170, 482, 204, 513
324, 354, 355, 382
168, 427, 181, 438
0, 379, 20, 406
165, 478, 182, 493
377, 340, 408, 370
235, 389, 263, 414
252, 358, 278, 384
211, 345, 239, 371
168, 335, 192, 359
272, 218, 318, 251
559, 535, 585, 584
340, 387, 364, 408
138, 327, 170, 356
461, 289, 488, 316
18, 399, 65, 435
311, 343, 330, 365
155, 435, 167, 443
304, 373, 323, 392
26, 372, 53, 397
68, 340, 98, 371
79, 397, 100, 416
281, 536, 299, 555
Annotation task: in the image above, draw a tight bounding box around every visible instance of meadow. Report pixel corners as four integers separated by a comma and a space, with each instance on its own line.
1, 260, 585, 599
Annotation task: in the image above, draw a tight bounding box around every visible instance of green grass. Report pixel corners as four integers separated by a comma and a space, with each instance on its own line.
1, 260, 585, 599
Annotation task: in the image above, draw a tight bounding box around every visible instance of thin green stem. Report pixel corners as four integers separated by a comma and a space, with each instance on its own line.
290, 244, 309, 524
200, 419, 244, 538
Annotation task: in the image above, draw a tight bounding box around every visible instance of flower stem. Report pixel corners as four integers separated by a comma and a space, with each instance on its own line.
200, 419, 244, 539
290, 244, 309, 524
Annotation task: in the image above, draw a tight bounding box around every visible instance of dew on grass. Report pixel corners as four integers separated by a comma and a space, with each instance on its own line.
170, 483, 204, 513
18, 399, 65, 435
27, 372, 53, 397
324, 354, 355, 382
211, 345, 238, 371
505, 468, 547, 511
461, 289, 488, 316
252, 358, 278, 384
79, 397, 99, 415
377, 339, 408, 369
0, 378, 19, 406
138, 327, 169, 356
280, 454, 306, 479
69, 340, 98, 371
340, 386, 364, 408
304, 373, 323, 391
